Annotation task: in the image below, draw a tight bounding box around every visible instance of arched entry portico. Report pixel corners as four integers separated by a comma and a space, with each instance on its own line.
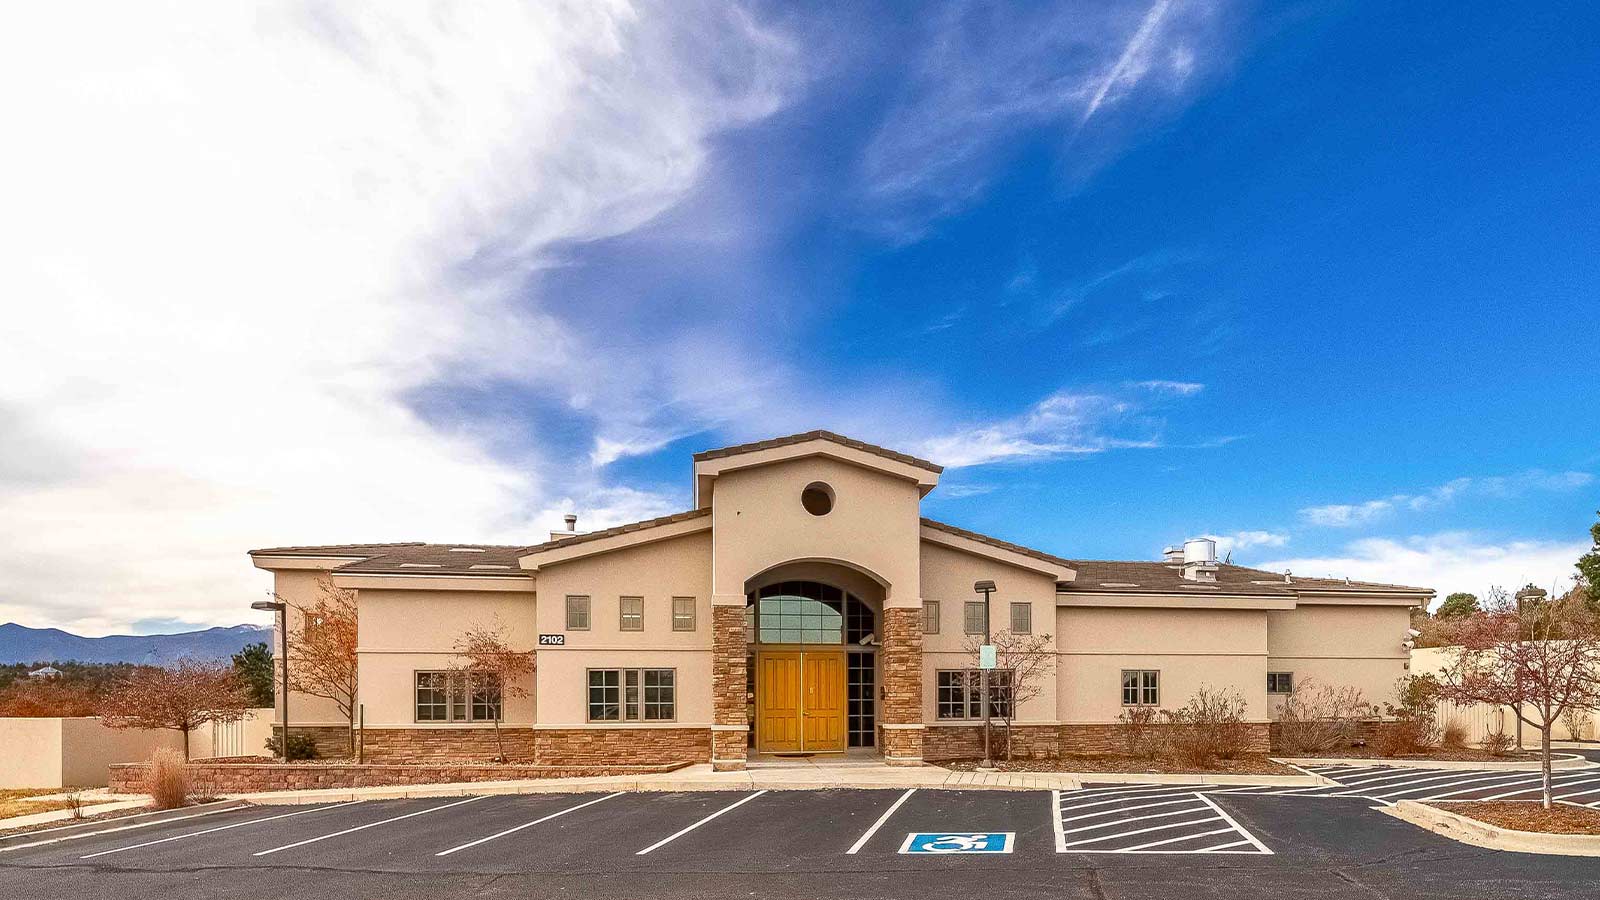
743, 578, 879, 754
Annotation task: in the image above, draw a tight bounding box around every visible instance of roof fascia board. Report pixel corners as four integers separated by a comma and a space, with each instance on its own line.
252, 554, 370, 572
694, 440, 940, 500
518, 515, 712, 570
330, 573, 534, 592
1056, 592, 1296, 610
1292, 592, 1431, 606
920, 525, 1075, 582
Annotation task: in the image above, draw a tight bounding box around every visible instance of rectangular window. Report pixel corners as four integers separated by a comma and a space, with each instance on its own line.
1121, 669, 1160, 706
414, 671, 502, 722
619, 596, 645, 632
672, 597, 697, 632
1267, 672, 1294, 694
923, 601, 940, 634
963, 601, 986, 635
588, 668, 676, 722
935, 669, 1014, 719
566, 595, 591, 631
1009, 602, 1032, 634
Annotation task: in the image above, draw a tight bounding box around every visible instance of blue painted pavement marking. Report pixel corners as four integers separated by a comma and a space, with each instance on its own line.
899, 832, 1015, 854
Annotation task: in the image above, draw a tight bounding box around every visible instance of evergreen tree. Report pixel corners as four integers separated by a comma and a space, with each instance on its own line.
231, 641, 275, 707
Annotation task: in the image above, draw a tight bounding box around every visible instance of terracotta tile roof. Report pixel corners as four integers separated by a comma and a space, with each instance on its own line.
518, 507, 713, 555
1060, 561, 1431, 595
693, 430, 944, 474
920, 518, 1077, 571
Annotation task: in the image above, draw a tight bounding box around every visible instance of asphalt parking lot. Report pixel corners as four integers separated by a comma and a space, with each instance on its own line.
5, 769, 1600, 900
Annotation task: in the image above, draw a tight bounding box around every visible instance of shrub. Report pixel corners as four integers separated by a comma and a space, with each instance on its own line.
1115, 705, 1163, 759
1440, 718, 1469, 749
1561, 706, 1593, 742
1163, 686, 1252, 767
265, 731, 318, 760
1480, 729, 1515, 757
145, 747, 190, 809
1276, 680, 1370, 754
1378, 675, 1441, 756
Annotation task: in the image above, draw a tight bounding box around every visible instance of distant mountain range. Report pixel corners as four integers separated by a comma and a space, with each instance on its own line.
0, 623, 271, 665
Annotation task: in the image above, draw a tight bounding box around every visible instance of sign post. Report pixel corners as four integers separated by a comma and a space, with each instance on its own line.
973, 579, 997, 770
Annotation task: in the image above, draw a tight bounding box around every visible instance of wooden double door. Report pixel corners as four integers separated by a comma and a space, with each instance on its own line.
755, 649, 846, 753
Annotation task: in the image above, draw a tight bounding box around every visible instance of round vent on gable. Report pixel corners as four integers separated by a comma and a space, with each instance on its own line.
801, 482, 835, 516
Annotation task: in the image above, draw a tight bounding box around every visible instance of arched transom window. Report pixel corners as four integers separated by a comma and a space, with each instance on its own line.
745, 581, 874, 645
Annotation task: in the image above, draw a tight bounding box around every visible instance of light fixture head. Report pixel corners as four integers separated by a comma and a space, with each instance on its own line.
251, 600, 285, 612
973, 580, 996, 594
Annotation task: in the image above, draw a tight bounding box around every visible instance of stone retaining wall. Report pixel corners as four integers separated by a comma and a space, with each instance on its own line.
922, 722, 1273, 761
109, 759, 688, 794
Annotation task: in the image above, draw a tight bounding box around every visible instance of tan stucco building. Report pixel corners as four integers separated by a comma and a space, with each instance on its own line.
251, 431, 1432, 769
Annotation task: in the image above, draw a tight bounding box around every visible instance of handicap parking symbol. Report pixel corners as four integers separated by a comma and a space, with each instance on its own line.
899, 832, 1015, 854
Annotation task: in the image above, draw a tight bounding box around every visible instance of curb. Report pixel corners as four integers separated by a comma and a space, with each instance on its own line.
1275, 753, 1593, 772
1061, 772, 1326, 787
0, 798, 150, 831
1387, 799, 1600, 856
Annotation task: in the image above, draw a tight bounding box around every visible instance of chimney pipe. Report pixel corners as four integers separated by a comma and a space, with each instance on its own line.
563, 513, 578, 533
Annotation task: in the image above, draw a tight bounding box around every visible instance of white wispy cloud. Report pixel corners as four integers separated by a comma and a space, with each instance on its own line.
1203, 530, 1289, 559
915, 381, 1204, 468
1135, 380, 1206, 396
857, 0, 1230, 236
1299, 470, 1594, 528
1257, 533, 1588, 602
0, 2, 801, 634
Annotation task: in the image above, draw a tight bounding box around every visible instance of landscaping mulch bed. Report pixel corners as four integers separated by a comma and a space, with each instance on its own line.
1430, 800, 1600, 835
942, 755, 1301, 776
1287, 747, 1537, 762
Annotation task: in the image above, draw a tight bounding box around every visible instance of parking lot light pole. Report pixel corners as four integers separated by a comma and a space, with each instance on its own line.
974, 580, 996, 770
252, 598, 288, 762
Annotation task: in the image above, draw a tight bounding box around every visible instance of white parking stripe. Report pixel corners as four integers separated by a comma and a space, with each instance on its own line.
435, 792, 623, 857
846, 789, 914, 856
1060, 815, 1221, 848
1052, 791, 1067, 852
1557, 784, 1600, 801
1481, 775, 1600, 801
1337, 769, 1473, 787
1062, 805, 1212, 835
1365, 772, 1536, 799
1064, 785, 1182, 801
0, 804, 249, 854
1196, 839, 1253, 852
253, 796, 484, 857
1058, 790, 1202, 812
1194, 792, 1273, 854
1060, 796, 1201, 822
0, 801, 240, 843
1116, 826, 1236, 853
81, 801, 362, 859
1416, 775, 1548, 801
635, 790, 766, 856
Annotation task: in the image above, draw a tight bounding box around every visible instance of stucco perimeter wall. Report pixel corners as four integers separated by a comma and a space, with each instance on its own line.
1265, 603, 1411, 714
532, 531, 714, 727
1055, 606, 1270, 724
710, 456, 923, 608
0, 717, 63, 788
270, 568, 359, 728
0, 718, 185, 789
358, 587, 537, 728
920, 540, 1060, 723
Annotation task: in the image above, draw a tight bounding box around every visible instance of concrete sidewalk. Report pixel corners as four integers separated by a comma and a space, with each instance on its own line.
225, 762, 1333, 806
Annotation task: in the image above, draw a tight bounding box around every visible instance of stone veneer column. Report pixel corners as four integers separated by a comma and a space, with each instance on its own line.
710, 605, 749, 771
879, 606, 924, 766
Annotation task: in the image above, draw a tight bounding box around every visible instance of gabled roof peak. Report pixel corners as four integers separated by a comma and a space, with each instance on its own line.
692, 429, 943, 474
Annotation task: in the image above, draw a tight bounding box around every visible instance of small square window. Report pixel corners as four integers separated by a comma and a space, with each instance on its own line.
672, 597, 696, 631
566, 595, 590, 631
1009, 602, 1031, 634
1267, 672, 1294, 694
1121, 669, 1159, 706
963, 601, 986, 635
923, 601, 940, 634
619, 596, 644, 632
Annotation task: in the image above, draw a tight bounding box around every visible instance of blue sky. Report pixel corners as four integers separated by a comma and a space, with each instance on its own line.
3, 2, 1596, 633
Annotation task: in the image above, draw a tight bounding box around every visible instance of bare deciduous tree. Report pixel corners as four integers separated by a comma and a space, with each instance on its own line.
283, 579, 359, 756
452, 617, 535, 763
1436, 589, 1600, 808
100, 659, 251, 759
963, 630, 1055, 761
